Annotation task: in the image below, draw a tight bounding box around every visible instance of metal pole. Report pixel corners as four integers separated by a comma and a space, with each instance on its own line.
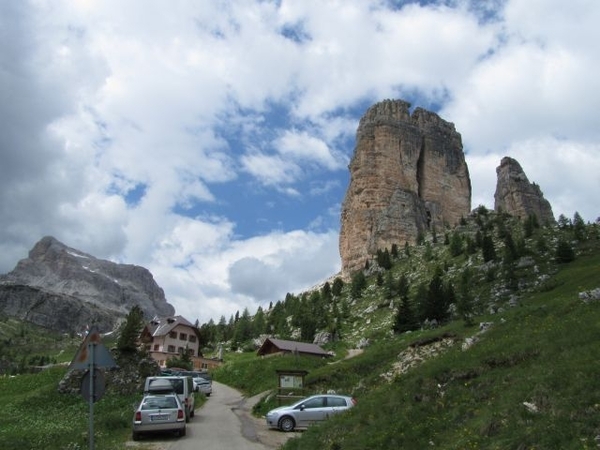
89, 342, 95, 450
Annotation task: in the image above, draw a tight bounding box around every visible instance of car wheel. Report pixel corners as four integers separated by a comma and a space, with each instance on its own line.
278, 416, 296, 432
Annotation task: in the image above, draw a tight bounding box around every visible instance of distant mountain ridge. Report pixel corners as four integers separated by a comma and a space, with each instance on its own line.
0, 236, 175, 334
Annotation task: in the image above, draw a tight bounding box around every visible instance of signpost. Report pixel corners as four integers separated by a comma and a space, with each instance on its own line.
68, 326, 117, 450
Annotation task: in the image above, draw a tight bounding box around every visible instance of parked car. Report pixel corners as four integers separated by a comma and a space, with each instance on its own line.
265, 394, 357, 432
177, 370, 212, 383
193, 377, 212, 396
132, 393, 186, 441
144, 376, 195, 422
176, 370, 213, 396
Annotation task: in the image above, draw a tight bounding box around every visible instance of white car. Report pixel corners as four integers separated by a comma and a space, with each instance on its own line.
193, 377, 212, 396
132, 393, 186, 440
266, 394, 356, 432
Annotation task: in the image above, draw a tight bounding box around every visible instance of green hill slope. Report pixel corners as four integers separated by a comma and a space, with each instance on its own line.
212, 213, 600, 449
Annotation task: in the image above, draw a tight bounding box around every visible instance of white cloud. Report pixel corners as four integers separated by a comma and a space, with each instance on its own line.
149, 227, 340, 325
1, 0, 598, 326
240, 152, 302, 187
275, 130, 343, 170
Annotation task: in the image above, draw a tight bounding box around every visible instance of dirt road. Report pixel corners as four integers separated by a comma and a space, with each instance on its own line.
126, 382, 299, 450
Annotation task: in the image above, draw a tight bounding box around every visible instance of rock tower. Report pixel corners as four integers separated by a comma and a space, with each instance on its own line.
339, 99, 471, 275
494, 156, 555, 224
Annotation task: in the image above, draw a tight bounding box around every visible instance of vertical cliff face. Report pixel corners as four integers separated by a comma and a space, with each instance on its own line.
494, 156, 555, 224
339, 99, 472, 275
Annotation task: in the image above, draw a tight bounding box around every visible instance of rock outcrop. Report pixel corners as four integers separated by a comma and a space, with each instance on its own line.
494, 156, 555, 224
0, 236, 175, 334
339, 99, 471, 275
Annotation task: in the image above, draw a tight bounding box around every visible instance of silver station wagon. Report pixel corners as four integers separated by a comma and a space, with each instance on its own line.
132, 393, 186, 440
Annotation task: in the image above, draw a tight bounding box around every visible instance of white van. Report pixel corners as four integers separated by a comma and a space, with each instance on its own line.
144, 376, 196, 422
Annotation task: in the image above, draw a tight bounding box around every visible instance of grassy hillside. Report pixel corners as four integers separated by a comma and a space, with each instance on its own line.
0, 367, 142, 449
278, 249, 600, 449
0, 212, 597, 449
212, 215, 600, 449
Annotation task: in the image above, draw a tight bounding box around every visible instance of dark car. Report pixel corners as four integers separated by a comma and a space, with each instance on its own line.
265, 394, 356, 432
132, 393, 186, 440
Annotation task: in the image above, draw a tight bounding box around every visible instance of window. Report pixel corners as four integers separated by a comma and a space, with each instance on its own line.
153, 344, 159, 351
167, 345, 176, 353
189, 335, 197, 343
178, 347, 184, 354
169, 331, 177, 339
179, 332, 187, 341
187, 348, 195, 356
302, 397, 325, 409
327, 397, 347, 407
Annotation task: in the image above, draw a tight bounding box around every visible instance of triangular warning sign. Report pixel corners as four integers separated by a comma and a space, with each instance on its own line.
68, 325, 117, 370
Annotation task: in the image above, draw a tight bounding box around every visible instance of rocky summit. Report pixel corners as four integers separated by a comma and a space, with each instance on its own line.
494, 156, 555, 225
339, 99, 472, 275
0, 236, 175, 334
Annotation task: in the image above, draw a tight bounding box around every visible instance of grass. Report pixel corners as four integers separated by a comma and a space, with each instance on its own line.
0, 219, 597, 448
278, 248, 600, 449
0, 367, 140, 449
209, 226, 600, 449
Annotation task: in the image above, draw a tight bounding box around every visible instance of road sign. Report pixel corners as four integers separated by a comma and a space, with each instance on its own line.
68, 325, 117, 370
68, 325, 118, 450
81, 369, 106, 403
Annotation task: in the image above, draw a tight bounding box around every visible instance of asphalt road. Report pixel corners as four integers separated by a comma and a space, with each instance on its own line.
165, 381, 276, 450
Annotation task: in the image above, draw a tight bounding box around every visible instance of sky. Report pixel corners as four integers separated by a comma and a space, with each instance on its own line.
1, 0, 599, 327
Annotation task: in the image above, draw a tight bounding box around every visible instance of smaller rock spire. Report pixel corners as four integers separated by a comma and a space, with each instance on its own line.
494, 156, 555, 224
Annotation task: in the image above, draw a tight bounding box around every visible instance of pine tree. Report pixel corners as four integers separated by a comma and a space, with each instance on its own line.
391, 243, 399, 259
376, 248, 392, 270
253, 307, 266, 336
350, 271, 367, 298
503, 232, 518, 263
393, 297, 418, 333
321, 281, 332, 302
556, 238, 575, 263
332, 277, 344, 296
449, 231, 463, 257
573, 211, 586, 240
384, 271, 395, 300
397, 273, 409, 300
418, 267, 451, 323
482, 233, 497, 262
393, 274, 418, 333
456, 268, 475, 326
116, 305, 145, 353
